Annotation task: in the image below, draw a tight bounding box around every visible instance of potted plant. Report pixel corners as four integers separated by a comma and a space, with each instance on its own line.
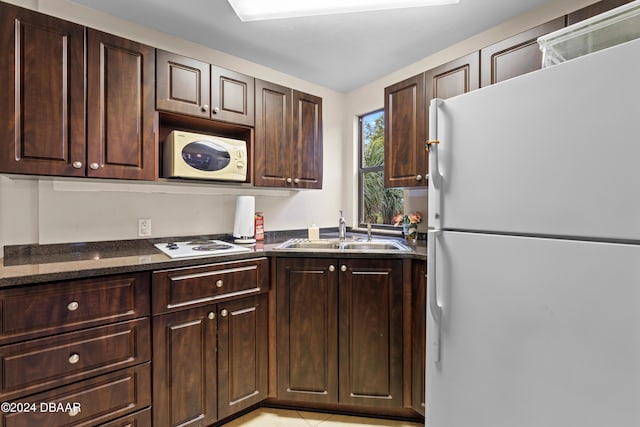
393, 211, 422, 244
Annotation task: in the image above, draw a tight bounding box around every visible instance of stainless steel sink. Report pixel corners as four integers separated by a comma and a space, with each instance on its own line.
274, 238, 412, 252
339, 241, 411, 251
278, 240, 341, 250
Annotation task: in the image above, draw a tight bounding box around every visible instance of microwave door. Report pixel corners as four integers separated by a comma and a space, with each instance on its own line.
182, 140, 231, 172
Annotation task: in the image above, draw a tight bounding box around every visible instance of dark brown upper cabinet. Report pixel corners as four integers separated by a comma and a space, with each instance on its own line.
384, 53, 478, 189
567, 0, 634, 25
292, 90, 323, 189
254, 79, 323, 189
0, 3, 156, 180
211, 65, 255, 127
480, 17, 565, 87
0, 2, 86, 177
156, 50, 254, 127
87, 29, 156, 180
425, 51, 480, 101
384, 73, 426, 188
156, 50, 210, 119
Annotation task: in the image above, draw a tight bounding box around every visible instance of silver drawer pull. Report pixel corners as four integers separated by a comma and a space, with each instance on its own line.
221, 309, 228, 317
68, 406, 81, 417
68, 353, 80, 364
67, 301, 79, 311
208, 312, 215, 320
216, 280, 223, 288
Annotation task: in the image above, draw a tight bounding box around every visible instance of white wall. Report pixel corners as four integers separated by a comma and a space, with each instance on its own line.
0, 0, 603, 255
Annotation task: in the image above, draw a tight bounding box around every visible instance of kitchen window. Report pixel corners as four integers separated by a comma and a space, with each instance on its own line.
358, 109, 404, 228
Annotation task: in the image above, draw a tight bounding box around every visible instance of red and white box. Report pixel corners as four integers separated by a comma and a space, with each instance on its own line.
254, 212, 264, 241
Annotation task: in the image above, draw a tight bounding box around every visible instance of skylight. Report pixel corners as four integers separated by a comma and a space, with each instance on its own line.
227, 0, 460, 22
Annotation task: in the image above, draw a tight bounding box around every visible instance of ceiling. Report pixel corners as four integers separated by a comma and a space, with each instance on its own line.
69, 0, 558, 93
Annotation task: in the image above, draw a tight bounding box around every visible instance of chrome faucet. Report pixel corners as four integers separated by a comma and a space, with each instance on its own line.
338, 210, 346, 241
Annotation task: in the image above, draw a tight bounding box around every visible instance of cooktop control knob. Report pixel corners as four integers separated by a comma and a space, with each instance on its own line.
166, 242, 178, 250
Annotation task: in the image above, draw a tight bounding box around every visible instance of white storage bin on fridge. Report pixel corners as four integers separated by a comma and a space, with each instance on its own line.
538, 0, 640, 67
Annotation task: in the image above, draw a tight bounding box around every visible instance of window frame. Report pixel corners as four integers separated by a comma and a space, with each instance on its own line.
357, 108, 399, 231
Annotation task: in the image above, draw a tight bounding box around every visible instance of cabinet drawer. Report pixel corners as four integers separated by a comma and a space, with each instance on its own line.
0, 272, 150, 345
153, 257, 268, 314
0, 318, 150, 401
95, 408, 151, 427
0, 363, 151, 427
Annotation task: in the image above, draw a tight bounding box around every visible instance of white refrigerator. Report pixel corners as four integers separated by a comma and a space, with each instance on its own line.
426, 37, 640, 426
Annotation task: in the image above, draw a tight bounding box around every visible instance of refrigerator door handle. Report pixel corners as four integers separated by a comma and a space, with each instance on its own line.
428, 98, 443, 190
428, 230, 442, 362
428, 98, 443, 229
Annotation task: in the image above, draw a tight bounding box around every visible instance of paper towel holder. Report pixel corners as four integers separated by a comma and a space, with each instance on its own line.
233, 196, 256, 244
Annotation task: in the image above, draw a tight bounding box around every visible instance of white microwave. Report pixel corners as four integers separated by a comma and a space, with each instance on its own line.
163, 131, 247, 181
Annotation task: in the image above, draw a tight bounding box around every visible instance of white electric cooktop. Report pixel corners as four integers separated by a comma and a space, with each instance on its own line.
154, 239, 252, 259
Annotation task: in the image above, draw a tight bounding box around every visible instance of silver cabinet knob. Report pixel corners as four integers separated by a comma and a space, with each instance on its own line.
293, 178, 300, 184
416, 174, 423, 181
68, 353, 80, 364
340, 265, 347, 272
213, 106, 220, 114
329, 265, 335, 272
220, 309, 228, 317
90, 163, 99, 170
207, 312, 215, 320
67, 301, 79, 312
72, 161, 82, 169
286, 177, 292, 184
216, 279, 223, 288
68, 406, 81, 417
202, 104, 209, 112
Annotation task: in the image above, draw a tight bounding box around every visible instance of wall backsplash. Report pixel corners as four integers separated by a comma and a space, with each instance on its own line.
0, 175, 345, 258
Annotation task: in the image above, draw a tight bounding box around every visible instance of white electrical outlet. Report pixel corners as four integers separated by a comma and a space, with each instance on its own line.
138, 218, 152, 237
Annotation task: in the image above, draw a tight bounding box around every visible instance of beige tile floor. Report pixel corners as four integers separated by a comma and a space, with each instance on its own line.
221, 407, 423, 427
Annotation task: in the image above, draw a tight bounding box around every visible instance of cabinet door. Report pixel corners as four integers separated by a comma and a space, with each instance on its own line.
411, 260, 426, 416
424, 52, 479, 186
87, 29, 156, 180
276, 258, 338, 404
153, 306, 217, 427
254, 79, 292, 187
480, 18, 565, 87
0, 2, 85, 176
211, 66, 255, 126
425, 51, 480, 101
156, 50, 211, 118
338, 259, 403, 408
384, 73, 427, 188
292, 90, 323, 189
217, 294, 268, 419
567, 0, 633, 25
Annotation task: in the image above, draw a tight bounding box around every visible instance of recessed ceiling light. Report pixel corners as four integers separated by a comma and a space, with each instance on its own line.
227, 0, 460, 22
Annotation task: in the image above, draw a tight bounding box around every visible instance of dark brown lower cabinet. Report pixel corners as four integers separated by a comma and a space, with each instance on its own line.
0, 363, 151, 427
411, 260, 427, 416
276, 258, 339, 404
217, 294, 268, 419
153, 305, 218, 427
338, 259, 403, 408
276, 257, 403, 409
153, 294, 268, 427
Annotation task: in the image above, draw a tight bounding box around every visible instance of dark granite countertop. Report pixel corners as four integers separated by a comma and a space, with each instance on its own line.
0, 231, 426, 288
